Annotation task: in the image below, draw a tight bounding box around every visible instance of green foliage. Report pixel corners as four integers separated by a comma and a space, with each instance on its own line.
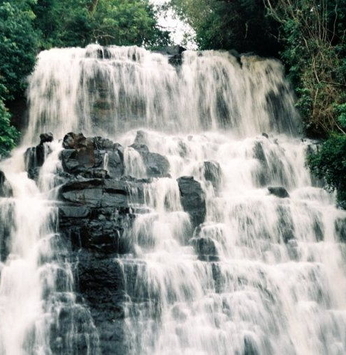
33, 0, 169, 48
0, 0, 39, 99
308, 135, 346, 208
169, 0, 281, 57
0, 85, 20, 158
265, 0, 346, 136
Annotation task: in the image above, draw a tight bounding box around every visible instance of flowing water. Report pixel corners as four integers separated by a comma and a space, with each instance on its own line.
1, 44, 346, 354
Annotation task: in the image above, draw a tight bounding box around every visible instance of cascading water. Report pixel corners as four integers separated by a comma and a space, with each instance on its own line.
1, 43, 346, 355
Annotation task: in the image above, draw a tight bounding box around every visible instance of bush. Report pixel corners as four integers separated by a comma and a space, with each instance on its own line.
308, 134, 346, 208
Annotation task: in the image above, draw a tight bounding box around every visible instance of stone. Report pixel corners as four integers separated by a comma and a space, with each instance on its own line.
177, 176, 206, 228
190, 236, 219, 262
130, 143, 170, 178
0, 170, 7, 197
40, 132, 54, 144
335, 217, 346, 242
203, 161, 222, 191
74, 250, 128, 354
268, 186, 290, 198
277, 205, 295, 243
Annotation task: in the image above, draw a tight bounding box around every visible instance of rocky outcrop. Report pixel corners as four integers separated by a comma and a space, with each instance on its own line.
335, 217, 346, 242
268, 186, 289, 198
190, 235, 219, 262
22, 131, 209, 354
0, 170, 6, 197
74, 250, 128, 355
25, 132, 54, 180
177, 176, 206, 228
130, 143, 170, 178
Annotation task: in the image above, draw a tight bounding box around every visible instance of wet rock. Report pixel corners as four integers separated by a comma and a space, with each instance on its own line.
59, 178, 129, 208
130, 143, 170, 178
106, 150, 124, 178
253, 141, 266, 162
203, 161, 222, 191
156, 45, 186, 66
177, 176, 206, 228
133, 130, 149, 145
40, 132, 54, 144
335, 217, 346, 242
277, 205, 295, 243
25, 132, 54, 180
74, 250, 128, 355
190, 236, 219, 262
268, 186, 289, 198
0, 170, 7, 197
61, 134, 124, 178
93, 136, 115, 150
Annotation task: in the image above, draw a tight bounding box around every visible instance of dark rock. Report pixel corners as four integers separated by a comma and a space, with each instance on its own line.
277, 205, 295, 243
130, 144, 170, 178
63, 132, 90, 150
106, 150, 124, 178
61, 133, 124, 178
268, 186, 289, 198
133, 130, 149, 145
59, 178, 129, 208
253, 141, 266, 162
155, 46, 186, 66
203, 161, 222, 191
93, 136, 115, 150
0, 170, 7, 197
130, 143, 149, 154
177, 176, 206, 228
40, 132, 54, 144
25, 132, 54, 180
335, 217, 346, 242
262, 133, 269, 139
190, 236, 219, 262
74, 250, 128, 354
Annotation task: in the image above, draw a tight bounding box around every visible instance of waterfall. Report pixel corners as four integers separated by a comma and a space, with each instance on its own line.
1, 44, 346, 354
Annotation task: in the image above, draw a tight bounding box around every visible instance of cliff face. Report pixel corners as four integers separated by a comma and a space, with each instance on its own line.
24, 131, 206, 353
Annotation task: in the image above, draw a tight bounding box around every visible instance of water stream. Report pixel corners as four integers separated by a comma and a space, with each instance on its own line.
1, 44, 346, 354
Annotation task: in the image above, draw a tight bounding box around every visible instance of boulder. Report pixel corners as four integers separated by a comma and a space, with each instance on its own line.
130, 143, 170, 178
268, 186, 289, 198
60, 134, 124, 178
177, 176, 206, 228
25, 132, 54, 180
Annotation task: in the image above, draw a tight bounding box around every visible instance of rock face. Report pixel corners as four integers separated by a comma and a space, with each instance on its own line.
25, 132, 54, 180
130, 143, 170, 178
22, 131, 208, 354
203, 161, 222, 191
0, 170, 6, 197
177, 176, 206, 228
268, 186, 290, 198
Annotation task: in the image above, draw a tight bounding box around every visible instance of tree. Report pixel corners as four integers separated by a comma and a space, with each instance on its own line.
0, 0, 39, 99
265, 0, 346, 136
168, 0, 281, 57
33, 0, 169, 48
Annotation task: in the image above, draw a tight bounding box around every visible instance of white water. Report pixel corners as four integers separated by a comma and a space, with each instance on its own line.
1, 44, 346, 354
